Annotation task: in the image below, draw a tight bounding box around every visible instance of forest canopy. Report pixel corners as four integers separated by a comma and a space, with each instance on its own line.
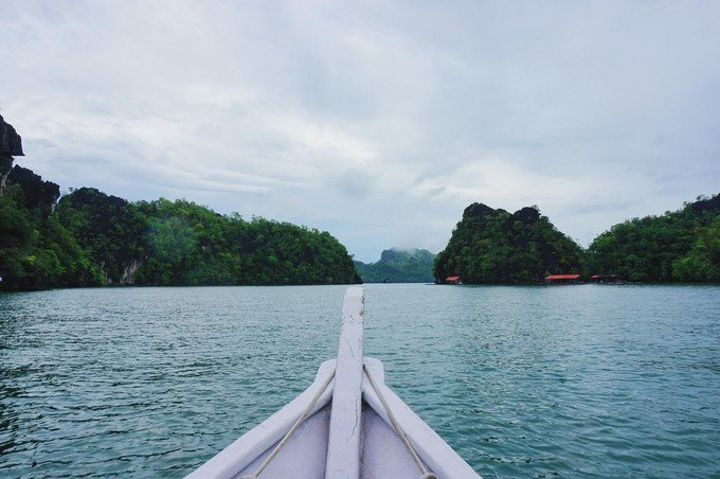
2, 169, 717, 289
586, 195, 720, 282
354, 248, 436, 283
434, 195, 719, 284
434, 203, 584, 284
1, 173, 360, 290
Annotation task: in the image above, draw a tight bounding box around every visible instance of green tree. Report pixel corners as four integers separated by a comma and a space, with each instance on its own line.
587, 194, 719, 282
56, 187, 145, 284
672, 216, 720, 282
0, 171, 97, 290
434, 203, 583, 284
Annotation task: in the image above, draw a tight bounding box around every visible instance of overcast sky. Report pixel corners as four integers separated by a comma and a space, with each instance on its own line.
2, 1, 718, 262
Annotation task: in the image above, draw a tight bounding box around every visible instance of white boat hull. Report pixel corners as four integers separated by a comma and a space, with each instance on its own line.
187, 288, 481, 479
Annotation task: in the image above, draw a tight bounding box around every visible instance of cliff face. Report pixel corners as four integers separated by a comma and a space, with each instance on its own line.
0, 115, 24, 156
7, 166, 60, 216
0, 115, 24, 193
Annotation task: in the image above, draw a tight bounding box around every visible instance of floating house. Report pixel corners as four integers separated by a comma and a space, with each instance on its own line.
544, 274, 581, 284
444, 275, 461, 284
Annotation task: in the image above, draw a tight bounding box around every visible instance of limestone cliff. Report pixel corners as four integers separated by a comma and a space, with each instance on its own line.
7, 166, 60, 216
0, 115, 24, 194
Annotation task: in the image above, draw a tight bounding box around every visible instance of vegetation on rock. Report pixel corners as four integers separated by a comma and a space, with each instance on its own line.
0, 116, 362, 290
1, 173, 360, 290
0, 168, 96, 289
435, 195, 719, 284
130, 197, 361, 286
434, 203, 584, 284
587, 194, 720, 282
2, 115, 717, 288
56, 187, 146, 284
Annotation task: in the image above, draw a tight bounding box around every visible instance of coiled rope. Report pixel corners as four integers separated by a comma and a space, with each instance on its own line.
363, 364, 439, 479
240, 369, 336, 479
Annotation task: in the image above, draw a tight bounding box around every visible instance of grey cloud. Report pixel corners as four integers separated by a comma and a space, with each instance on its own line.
331, 167, 378, 200
1, 0, 719, 261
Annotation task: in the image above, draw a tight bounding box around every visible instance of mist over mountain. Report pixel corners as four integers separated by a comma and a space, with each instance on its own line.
354, 248, 435, 283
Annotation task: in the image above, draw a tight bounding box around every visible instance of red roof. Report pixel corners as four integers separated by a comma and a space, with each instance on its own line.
445, 276, 460, 282
545, 274, 580, 280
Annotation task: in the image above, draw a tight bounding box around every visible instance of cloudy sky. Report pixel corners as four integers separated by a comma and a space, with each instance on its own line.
2, 0, 718, 262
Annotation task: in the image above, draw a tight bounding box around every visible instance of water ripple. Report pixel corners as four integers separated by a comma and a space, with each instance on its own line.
0, 284, 719, 478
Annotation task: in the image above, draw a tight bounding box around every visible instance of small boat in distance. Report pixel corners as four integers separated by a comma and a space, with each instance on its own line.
187, 287, 481, 479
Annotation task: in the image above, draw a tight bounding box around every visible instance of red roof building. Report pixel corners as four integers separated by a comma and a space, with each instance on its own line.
545, 274, 581, 281
445, 276, 461, 284
544, 274, 582, 285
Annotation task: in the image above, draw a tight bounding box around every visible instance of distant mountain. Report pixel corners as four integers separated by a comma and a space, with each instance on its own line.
354, 248, 436, 283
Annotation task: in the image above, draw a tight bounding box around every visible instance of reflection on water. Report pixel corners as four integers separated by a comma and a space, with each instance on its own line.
1, 284, 719, 478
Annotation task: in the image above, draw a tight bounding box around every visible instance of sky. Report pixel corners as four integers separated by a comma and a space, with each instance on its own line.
1, 0, 719, 262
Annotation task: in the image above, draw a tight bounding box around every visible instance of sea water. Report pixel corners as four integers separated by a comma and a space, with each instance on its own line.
1, 284, 718, 478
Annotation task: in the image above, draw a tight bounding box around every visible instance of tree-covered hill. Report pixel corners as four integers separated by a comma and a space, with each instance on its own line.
3, 116, 717, 288
586, 194, 720, 282
354, 248, 436, 283
1, 177, 361, 290
0, 168, 96, 289
130, 196, 361, 286
0, 116, 360, 290
56, 187, 146, 284
434, 203, 583, 284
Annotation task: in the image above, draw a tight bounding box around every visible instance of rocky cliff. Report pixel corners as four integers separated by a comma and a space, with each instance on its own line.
0, 115, 24, 193
7, 166, 60, 216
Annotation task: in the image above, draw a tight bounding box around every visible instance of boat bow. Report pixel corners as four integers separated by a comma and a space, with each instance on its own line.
186, 287, 480, 479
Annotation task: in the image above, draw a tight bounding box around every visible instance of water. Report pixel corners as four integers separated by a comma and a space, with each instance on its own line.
1, 284, 718, 478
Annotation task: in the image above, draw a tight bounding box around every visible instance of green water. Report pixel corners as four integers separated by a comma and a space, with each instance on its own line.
1, 284, 718, 477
